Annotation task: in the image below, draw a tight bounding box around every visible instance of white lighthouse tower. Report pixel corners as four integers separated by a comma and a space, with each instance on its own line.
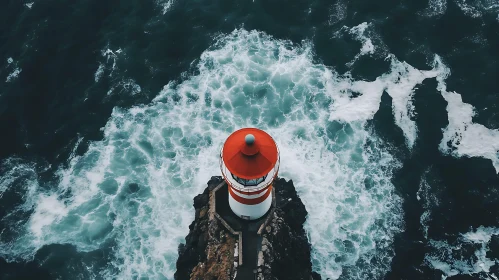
220, 128, 280, 220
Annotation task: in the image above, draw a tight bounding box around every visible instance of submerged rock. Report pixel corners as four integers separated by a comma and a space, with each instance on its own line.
175, 176, 320, 280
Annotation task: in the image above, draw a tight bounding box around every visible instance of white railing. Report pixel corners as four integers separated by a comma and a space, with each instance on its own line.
219, 145, 280, 193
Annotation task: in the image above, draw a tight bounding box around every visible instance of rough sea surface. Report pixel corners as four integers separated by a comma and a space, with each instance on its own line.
1, 0, 498, 279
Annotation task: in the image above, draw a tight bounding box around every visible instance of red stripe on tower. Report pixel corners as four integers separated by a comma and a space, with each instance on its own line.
228, 185, 273, 205
220, 128, 280, 220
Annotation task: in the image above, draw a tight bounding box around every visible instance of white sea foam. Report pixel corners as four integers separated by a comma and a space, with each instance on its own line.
95, 63, 105, 82
0, 29, 406, 280
6, 68, 22, 82
422, 0, 499, 18
433, 57, 499, 173
158, 0, 174, 15
416, 169, 440, 239
454, 0, 499, 18
456, 0, 483, 17
338, 26, 499, 169
1, 25, 496, 279
332, 23, 451, 149
418, 169, 499, 279
328, 0, 347, 26
5, 57, 22, 82
0, 159, 44, 259
425, 226, 499, 279
106, 78, 141, 96
346, 23, 375, 67
329, 53, 446, 149
101, 47, 122, 77
98, 47, 142, 97
421, 0, 448, 16
0, 159, 38, 201
30, 194, 69, 240
152, 29, 405, 279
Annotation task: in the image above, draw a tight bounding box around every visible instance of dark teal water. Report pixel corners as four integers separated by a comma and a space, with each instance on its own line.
1, 0, 498, 279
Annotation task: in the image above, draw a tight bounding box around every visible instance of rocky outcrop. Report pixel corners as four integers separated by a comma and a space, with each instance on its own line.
174, 176, 236, 280
175, 176, 320, 280
257, 178, 321, 280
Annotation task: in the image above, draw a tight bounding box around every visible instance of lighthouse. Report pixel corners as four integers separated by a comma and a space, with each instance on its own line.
220, 128, 280, 220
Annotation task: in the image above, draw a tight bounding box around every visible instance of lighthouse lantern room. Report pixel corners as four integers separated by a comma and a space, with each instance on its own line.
220, 128, 280, 220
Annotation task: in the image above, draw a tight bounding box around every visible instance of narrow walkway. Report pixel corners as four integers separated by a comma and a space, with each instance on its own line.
215, 185, 266, 280
235, 225, 261, 280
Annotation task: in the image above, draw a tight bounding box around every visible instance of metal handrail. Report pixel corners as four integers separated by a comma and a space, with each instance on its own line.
220, 145, 280, 194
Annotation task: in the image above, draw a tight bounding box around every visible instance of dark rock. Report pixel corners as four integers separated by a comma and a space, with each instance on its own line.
258, 177, 321, 280
207, 176, 223, 191
175, 190, 210, 280
175, 176, 320, 280
175, 176, 235, 280
193, 193, 208, 209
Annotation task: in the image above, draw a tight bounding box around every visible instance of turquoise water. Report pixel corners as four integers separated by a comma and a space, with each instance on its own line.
1, 1, 499, 279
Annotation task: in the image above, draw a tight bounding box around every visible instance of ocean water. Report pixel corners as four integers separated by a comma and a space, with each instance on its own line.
1, 0, 498, 279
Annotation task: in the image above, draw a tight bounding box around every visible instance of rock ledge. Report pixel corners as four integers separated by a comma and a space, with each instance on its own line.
175, 176, 321, 280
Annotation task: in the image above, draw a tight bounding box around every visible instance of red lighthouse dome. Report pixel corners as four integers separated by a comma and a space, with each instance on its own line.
222, 128, 279, 179
220, 128, 280, 220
